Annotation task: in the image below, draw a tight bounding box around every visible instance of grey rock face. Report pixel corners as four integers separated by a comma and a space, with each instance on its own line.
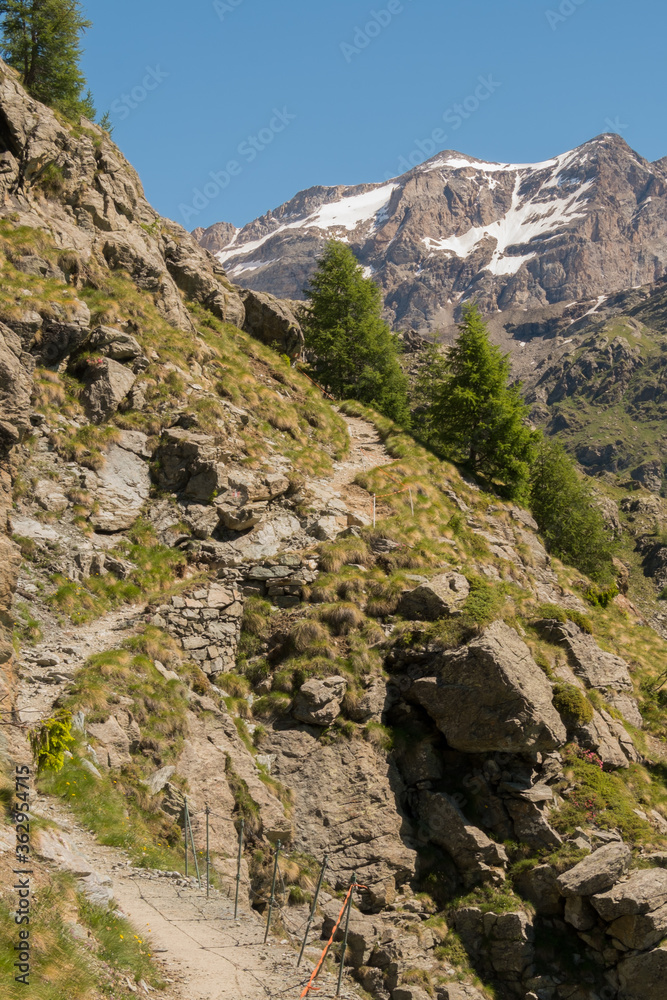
154, 428, 228, 501
512, 863, 563, 916
0, 321, 33, 450
81, 358, 136, 423
88, 325, 144, 362
321, 900, 380, 966
396, 572, 469, 620
592, 868, 667, 921
631, 460, 664, 493
145, 766, 176, 795
240, 289, 302, 354
86, 444, 151, 532
265, 725, 417, 908
556, 842, 632, 897
293, 676, 347, 726
608, 902, 667, 950
419, 790, 507, 884
437, 987, 487, 1000
86, 715, 133, 768
538, 618, 633, 691
617, 946, 667, 1000
410, 621, 567, 753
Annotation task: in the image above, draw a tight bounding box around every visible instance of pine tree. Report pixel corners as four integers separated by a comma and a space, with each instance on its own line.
417, 304, 538, 498
302, 240, 410, 424
0, 0, 94, 120
529, 438, 614, 580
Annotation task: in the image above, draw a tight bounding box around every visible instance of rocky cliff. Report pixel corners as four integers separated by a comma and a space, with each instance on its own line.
2, 60, 667, 1000
197, 134, 667, 340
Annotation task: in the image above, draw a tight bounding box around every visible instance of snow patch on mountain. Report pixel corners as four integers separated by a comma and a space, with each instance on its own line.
216, 184, 397, 266
423, 175, 594, 275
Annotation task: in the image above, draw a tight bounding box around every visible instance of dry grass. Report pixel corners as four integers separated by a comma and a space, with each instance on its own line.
288, 619, 330, 653
317, 602, 365, 636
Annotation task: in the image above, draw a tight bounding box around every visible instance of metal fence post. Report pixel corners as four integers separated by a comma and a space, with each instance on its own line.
336, 872, 356, 997
205, 803, 210, 898
186, 803, 201, 888
184, 798, 189, 878
297, 853, 328, 967
263, 840, 281, 944
234, 818, 244, 920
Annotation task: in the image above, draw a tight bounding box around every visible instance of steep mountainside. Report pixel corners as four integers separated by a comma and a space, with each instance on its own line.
3, 59, 667, 1000
197, 134, 667, 338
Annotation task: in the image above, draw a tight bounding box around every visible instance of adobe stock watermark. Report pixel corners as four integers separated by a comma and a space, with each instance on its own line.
340, 0, 416, 63
179, 107, 296, 226
605, 116, 628, 133
383, 75, 501, 179
545, 0, 588, 31
213, 0, 245, 21
110, 65, 168, 121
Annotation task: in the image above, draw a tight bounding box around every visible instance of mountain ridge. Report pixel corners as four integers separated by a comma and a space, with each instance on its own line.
194, 133, 667, 338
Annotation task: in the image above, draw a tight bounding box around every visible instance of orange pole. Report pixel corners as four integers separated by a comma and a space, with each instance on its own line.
299, 883, 368, 998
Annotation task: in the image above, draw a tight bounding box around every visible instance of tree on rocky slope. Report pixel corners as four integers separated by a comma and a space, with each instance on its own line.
417, 304, 538, 499
301, 240, 410, 424
529, 438, 615, 580
0, 0, 95, 119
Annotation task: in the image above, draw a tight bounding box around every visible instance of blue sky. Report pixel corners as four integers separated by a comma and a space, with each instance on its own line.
81, 0, 666, 232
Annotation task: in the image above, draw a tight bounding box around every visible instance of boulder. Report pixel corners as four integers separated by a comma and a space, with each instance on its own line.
86, 444, 150, 532
33, 478, 68, 512
88, 325, 144, 362
564, 894, 597, 931
87, 715, 132, 768
321, 900, 380, 966
631, 460, 664, 494
617, 946, 667, 1000
396, 572, 470, 620
217, 502, 265, 531
154, 427, 227, 501
608, 902, 667, 950
392, 989, 431, 1000
293, 676, 347, 726
556, 842, 632, 897
482, 910, 534, 978
437, 987, 486, 1000
117, 429, 151, 457
32, 298, 91, 365
226, 512, 302, 560
146, 766, 176, 795
183, 504, 220, 539
505, 797, 562, 849
77, 871, 114, 908
538, 619, 633, 691
592, 867, 667, 921
312, 515, 345, 541
347, 679, 389, 723
410, 622, 567, 753
81, 357, 136, 423
241, 288, 302, 354
574, 709, 633, 770
419, 790, 507, 884
33, 827, 94, 876
607, 692, 644, 729
512, 863, 563, 916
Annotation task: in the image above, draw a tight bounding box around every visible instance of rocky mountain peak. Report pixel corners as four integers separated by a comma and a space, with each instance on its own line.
196, 132, 667, 336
